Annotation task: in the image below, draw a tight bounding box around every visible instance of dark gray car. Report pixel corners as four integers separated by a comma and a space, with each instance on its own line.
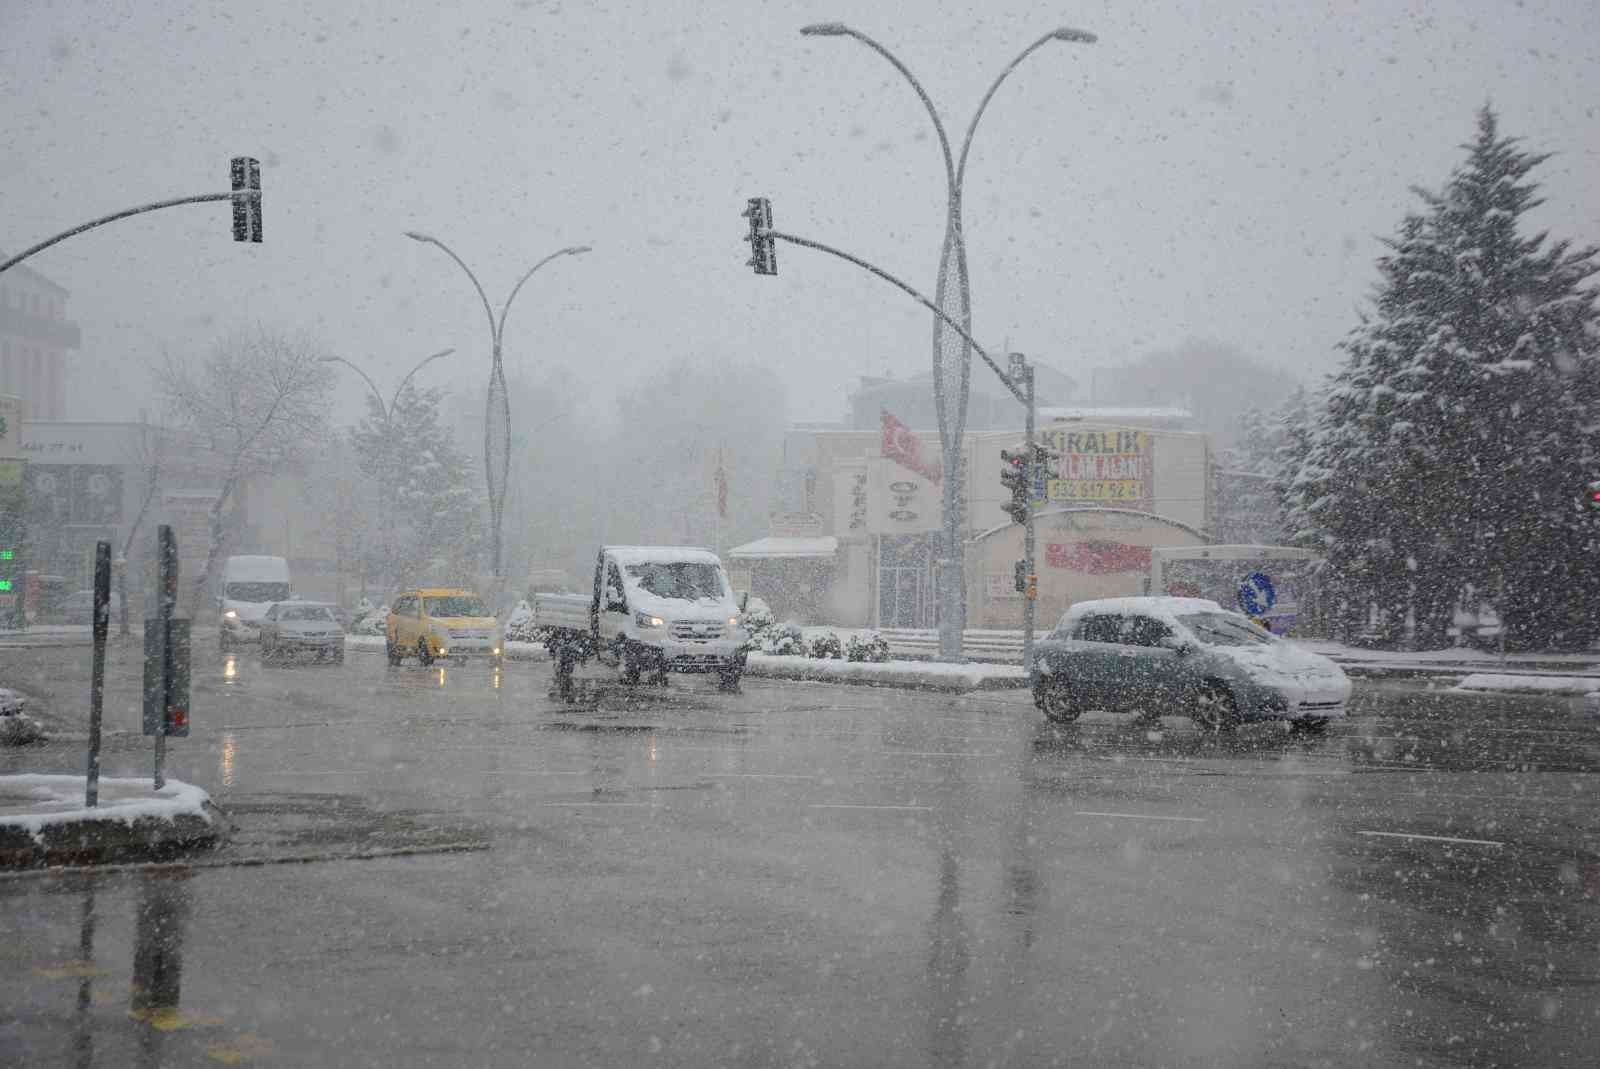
259, 602, 345, 664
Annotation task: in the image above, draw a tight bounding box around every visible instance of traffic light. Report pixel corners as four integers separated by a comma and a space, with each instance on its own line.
231, 156, 262, 243
1014, 558, 1027, 593
1001, 449, 1029, 524
742, 197, 776, 275
1587, 479, 1600, 512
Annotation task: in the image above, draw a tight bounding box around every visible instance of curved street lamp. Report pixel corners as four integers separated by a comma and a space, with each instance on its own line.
322, 348, 455, 597
799, 23, 1094, 659
404, 232, 591, 590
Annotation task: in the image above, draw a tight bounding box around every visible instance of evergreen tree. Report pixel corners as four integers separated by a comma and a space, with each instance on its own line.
351, 384, 486, 592
1291, 108, 1600, 649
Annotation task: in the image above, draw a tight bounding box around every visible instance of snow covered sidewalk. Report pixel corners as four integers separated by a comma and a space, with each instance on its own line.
1452, 674, 1600, 697
0, 774, 221, 868
745, 654, 1028, 693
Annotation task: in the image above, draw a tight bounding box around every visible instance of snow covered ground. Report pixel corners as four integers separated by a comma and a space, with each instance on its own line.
1453, 674, 1600, 696
343, 634, 547, 660
0, 774, 215, 844
745, 653, 1027, 692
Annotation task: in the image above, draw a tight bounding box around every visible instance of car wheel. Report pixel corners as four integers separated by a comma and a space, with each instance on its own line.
621, 644, 642, 685
333, 651, 345, 665
417, 637, 434, 667
1190, 681, 1239, 732
1290, 717, 1330, 735
1035, 676, 1080, 723
385, 637, 402, 666
717, 669, 741, 693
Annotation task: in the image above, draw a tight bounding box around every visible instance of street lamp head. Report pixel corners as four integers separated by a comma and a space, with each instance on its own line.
1051, 27, 1097, 44
800, 22, 851, 36
403, 230, 433, 243
565, 245, 593, 256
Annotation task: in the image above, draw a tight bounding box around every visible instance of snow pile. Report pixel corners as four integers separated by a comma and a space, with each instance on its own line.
348, 603, 389, 636
0, 689, 43, 746
1453, 674, 1600, 696
0, 775, 214, 845
504, 600, 542, 643
760, 621, 807, 656
808, 632, 843, 660
746, 654, 1027, 692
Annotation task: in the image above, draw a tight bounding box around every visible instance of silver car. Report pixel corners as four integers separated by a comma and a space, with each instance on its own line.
1031, 596, 1351, 731
259, 602, 346, 664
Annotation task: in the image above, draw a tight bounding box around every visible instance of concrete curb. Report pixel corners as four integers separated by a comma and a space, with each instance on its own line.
0, 805, 224, 870
745, 656, 1029, 693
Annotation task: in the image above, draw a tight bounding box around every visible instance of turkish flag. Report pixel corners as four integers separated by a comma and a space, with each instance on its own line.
880, 409, 941, 484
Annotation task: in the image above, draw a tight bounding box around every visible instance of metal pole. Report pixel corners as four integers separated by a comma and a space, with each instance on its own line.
0, 191, 256, 277
1022, 363, 1038, 684
85, 542, 111, 807
154, 525, 177, 791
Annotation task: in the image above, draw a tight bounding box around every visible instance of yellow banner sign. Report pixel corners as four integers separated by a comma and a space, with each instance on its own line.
1042, 429, 1153, 508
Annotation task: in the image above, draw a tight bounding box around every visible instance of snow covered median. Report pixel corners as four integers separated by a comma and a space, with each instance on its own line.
1453, 674, 1600, 696
745, 653, 1027, 692
0, 774, 221, 867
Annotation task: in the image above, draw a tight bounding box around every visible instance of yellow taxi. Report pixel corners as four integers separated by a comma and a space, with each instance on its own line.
386, 588, 503, 668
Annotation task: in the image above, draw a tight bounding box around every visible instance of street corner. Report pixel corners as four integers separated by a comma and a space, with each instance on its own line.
0, 774, 223, 869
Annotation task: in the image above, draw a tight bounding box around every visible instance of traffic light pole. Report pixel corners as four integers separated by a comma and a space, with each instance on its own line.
0, 158, 263, 277
1022, 360, 1038, 684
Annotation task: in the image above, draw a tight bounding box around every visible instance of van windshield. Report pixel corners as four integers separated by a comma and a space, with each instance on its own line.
625, 562, 726, 601
225, 582, 289, 603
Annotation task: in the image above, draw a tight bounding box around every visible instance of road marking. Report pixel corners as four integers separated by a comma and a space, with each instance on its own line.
882, 750, 1002, 758
1074, 811, 1207, 823
479, 770, 591, 776
704, 773, 818, 780
1358, 830, 1504, 847
809, 803, 933, 811
534, 802, 652, 808
271, 770, 371, 776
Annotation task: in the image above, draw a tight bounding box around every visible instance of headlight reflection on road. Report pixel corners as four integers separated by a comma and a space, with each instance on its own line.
648, 734, 658, 766
223, 656, 237, 683
220, 733, 237, 787
438, 667, 447, 688
493, 668, 501, 690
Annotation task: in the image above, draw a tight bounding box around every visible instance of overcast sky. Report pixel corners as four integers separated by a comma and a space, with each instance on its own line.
4, 0, 1598, 426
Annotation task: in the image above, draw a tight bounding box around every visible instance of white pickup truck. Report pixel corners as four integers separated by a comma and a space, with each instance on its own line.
534, 546, 750, 696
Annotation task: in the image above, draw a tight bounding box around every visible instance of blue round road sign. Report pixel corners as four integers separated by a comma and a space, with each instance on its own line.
1237, 571, 1276, 616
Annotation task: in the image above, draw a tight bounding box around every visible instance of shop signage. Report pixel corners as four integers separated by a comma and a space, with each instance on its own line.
1040, 428, 1154, 508
866, 458, 939, 534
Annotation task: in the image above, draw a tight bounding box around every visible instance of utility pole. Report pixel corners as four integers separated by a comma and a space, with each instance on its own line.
1016, 355, 1039, 682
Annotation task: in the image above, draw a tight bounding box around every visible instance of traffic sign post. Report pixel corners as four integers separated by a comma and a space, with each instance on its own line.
1237, 571, 1277, 621
142, 525, 190, 790
85, 541, 111, 807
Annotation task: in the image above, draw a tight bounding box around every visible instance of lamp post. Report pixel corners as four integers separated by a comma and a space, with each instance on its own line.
800, 23, 1094, 660
322, 349, 454, 596
404, 232, 590, 593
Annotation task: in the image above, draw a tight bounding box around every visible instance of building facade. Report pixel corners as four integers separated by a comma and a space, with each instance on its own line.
0, 262, 80, 421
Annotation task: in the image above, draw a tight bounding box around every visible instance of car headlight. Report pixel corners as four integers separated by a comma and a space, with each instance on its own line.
728, 615, 741, 627
223, 610, 238, 619
635, 612, 665, 628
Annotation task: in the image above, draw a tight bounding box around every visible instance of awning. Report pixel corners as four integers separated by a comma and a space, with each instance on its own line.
727, 536, 839, 561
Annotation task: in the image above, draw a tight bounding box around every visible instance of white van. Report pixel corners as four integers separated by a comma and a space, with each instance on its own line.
218, 555, 292, 649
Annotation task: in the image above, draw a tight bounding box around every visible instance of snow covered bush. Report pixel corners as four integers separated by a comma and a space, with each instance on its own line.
760, 621, 806, 656
846, 631, 891, 663
505, 600, 541, 643
808, 632, 844, 660
349, 604, 389, 636
741, 598, 775, 641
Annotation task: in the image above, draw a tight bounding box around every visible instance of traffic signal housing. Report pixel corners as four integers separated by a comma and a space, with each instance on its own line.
742, 197, 776, 275
1587, 479, 1600, 512
1001, 449, 1029, 524
231, 156, 262, 243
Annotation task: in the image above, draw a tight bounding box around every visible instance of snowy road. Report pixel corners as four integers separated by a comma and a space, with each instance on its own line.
2, 644, 1597, 1065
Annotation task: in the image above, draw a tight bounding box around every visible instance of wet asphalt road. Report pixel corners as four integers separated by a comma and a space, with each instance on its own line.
2, 642, 1598, 1067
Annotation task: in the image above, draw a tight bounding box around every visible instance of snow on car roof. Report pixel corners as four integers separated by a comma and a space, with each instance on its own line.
223, 555, 290, 581
603, 545, 723, 567
1063, 596, 1225, 624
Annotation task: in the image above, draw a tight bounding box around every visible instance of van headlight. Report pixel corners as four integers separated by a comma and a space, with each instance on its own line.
635, 612, 665, 628
223, 610, 238, 619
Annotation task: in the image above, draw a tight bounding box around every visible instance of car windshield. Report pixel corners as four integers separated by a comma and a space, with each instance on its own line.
1177, 612, 1274, 647
225, 582, 289, 603
625, 562, 726, 601
425, 596, 489, 618
279, 605, 334, 622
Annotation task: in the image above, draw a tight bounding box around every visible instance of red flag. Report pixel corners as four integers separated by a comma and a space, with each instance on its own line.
880, 409, 942, 484
1045, 541, 1153, 574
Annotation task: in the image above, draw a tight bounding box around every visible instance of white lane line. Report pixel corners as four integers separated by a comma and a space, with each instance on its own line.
534, 802, 652, 808
704, 773, 818, 780
479, 770, 591, 776
809, 803, 934, 811
882, 751, 1002, 758
1074, 811, 1207, 823
1358, 830, 1504, 847
272, 770, 372, 776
